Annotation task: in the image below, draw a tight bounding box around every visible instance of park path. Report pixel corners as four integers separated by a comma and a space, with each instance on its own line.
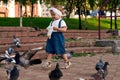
0, 53, 120, 80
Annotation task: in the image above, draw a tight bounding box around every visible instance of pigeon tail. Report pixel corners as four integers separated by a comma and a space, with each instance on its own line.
55, 63, 59, 69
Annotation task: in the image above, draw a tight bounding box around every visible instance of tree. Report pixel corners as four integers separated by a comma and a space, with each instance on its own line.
1, 0, 23, 27
15, 0, 26, 27
16, 0, 41, 27
107, 0, 120, 31
28, 0, 38, 27
65, 0, 74, 18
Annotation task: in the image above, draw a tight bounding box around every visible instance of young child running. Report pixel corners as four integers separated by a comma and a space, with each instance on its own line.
42, 6, 71, 69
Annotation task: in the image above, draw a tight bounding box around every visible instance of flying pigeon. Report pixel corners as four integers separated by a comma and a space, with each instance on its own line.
13, 35, 21, 48
6, 58, 16, 64
14, 51, 29, 69
49, 63, 63, 80
14, 51, 42, 68
0, 54, 7, 62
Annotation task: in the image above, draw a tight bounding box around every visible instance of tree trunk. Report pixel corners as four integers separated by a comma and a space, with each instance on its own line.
114, 0, 118, 30
30, 3, 34, 27
110, 8, 113, 30
78, 7, 82, 30
20, 1, 23, 27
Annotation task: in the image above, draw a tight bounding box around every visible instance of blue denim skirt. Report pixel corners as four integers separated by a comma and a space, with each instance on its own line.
45, 32, 66, 54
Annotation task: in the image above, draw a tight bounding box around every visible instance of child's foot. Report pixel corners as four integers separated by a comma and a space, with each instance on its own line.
65, 61, 71, 69
42, 61, 52, 68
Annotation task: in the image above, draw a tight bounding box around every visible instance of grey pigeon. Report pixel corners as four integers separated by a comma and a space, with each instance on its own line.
66, 50, 74, 59
13, 35, 21, 48
95, 58, 104, 71
14, 51, 42, 69
14, 51, 29, 69
0, 55, 7, 62
95, 57, 109, 80
5, 47, 14, 55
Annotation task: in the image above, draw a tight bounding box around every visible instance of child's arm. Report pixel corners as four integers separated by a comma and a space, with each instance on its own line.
53, 26, 67, 32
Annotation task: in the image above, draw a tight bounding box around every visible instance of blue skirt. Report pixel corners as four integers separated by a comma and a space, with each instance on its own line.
45, 32, 66, 54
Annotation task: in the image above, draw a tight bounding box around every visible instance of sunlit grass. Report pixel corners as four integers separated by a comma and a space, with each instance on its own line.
0, 17, 120, 30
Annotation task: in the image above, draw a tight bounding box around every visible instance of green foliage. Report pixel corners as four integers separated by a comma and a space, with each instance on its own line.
1, 0, 8, 3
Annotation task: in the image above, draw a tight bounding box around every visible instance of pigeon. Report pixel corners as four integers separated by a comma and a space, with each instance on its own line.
95, 57, 109, 80
5, 47, 14, 56
102, 62, 109, 79
56, 50, 74, 60
37, 32, 47, 36
13, 35, 21, 48
0, 54, 7, 62
6, 58, 16, 64
14, 51, 29, 69
5, 58, 19, 80
66, 50, 74, 59
33, 26, 40, 31
6, 65, 19, 80
95, 58, 104, 71
0, 56, 6, 62
14, 51, 42, 68
49, 63, 63, 80
0, 47, 14, 62
21, 50, 39, 60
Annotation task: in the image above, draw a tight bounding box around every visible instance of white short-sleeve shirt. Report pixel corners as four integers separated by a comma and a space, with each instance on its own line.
47, 18, 67, 32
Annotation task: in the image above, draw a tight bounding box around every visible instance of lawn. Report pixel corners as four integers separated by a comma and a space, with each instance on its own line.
0, 17, 120, 30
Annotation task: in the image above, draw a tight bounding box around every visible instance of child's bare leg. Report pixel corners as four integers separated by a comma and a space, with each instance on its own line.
62, 54, 69, 62
62, 54, 71, 69
47, 54, 53, 62
42, 53, 53, 68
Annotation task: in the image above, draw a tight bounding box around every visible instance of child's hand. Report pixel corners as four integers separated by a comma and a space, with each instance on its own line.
53, 27, 58, 30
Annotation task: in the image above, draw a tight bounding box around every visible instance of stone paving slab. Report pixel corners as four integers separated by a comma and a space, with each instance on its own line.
0, 53, 120, 80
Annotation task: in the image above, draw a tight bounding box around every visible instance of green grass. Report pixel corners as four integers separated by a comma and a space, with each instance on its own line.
0, 63, 4, 68
72, 52, 96, 57
0, 17, 120, 30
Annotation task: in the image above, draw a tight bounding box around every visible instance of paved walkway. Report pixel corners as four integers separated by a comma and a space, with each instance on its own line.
0, 53, 120, 80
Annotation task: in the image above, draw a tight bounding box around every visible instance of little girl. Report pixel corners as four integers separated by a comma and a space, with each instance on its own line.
42, 6, 71, 69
